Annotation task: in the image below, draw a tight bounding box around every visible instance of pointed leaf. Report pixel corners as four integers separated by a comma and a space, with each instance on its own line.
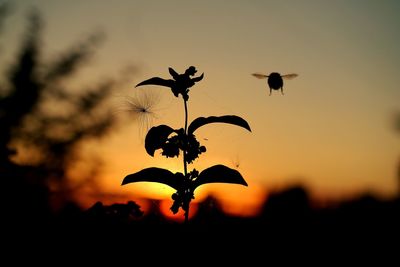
192, 164, 248, 190
135, 77, 174, 88
122, 167, 184, 190
192, 73, 204, 83
188, 115, 251, 135
145, 125, 175, 156
168, 67, 179, 79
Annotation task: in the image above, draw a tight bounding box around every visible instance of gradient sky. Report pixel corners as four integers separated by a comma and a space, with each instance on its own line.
2, 0, 400, 215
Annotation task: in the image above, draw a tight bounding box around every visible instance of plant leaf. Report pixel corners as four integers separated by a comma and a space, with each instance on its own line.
135, 77, 174, 88
188, 115, 251, 135
192, 164, 248, 190
168, 67, 179, 79
191, 73, 204, 83
145, 125, 175, 156
122, 167, 184, 190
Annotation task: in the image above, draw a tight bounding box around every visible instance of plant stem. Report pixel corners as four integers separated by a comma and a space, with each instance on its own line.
183, 99, 188, 176
183, 99, 189, 223
184, 99, 188, 133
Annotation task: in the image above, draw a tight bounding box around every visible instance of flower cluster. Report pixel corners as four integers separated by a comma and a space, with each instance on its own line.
159, 129, 206, 164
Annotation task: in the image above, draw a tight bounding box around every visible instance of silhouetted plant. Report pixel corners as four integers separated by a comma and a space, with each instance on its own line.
122, 66, 251, 222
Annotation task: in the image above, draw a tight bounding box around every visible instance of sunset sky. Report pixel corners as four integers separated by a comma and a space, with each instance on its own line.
2, 0, 400, 216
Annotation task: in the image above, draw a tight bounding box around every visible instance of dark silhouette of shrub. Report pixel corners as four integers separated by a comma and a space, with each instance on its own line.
0, 7, 133, 223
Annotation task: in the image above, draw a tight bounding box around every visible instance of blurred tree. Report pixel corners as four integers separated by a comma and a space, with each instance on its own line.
395, 112, 400, 133
0, 7, 131, 223
396, 112, 400, 196
0, 3, 9, 34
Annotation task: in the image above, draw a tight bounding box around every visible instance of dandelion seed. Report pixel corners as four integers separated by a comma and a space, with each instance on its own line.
115, 88, 162, 139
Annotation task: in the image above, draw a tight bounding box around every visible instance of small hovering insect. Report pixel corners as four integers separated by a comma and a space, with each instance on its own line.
252, 72, 298, 95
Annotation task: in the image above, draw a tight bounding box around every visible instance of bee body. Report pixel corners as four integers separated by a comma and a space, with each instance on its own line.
252, 72, 298, 95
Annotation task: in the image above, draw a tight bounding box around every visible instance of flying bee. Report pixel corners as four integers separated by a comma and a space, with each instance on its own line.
252, 72, 298, 95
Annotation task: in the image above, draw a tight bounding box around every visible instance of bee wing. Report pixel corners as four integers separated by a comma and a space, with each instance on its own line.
252, 73, 269, 79
281, 73, 298, 79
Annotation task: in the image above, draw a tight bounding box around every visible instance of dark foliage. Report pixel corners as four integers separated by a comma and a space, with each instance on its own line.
8, 186, 399, 262
0, 9, 128, 223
